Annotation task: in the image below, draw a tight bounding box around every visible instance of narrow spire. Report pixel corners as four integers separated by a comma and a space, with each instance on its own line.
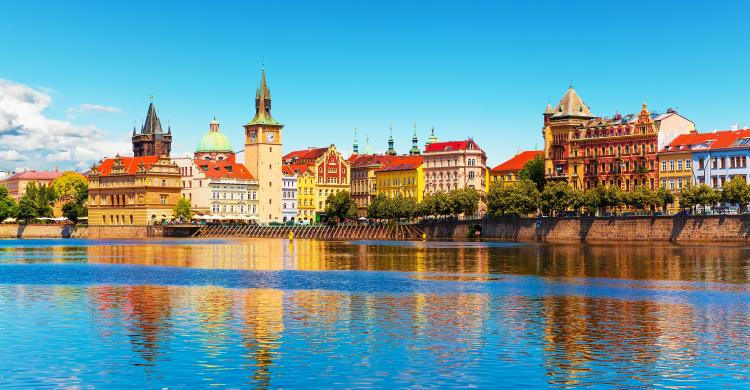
409, 123, 420, 155
353, 128, 359, 154
386, 124, 396, 155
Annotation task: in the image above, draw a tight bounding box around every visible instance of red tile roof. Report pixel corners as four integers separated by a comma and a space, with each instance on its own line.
195, 159, 255, 180
424, 139, 483, 153
96, 156, 160, 176
4, 170, 63, 181
375, 156, 423, 172
283, 147, 328, 162
349, 154, 400, 168
491, 150, 543, 173
662, 129, 750, 152
282, 164, 312, 175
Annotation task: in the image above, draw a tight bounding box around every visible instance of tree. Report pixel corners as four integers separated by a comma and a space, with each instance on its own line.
489, 179, 540, 216
540, 181, 572, 216
626, 185, 657, 211
0, 187, 17, 222
325, 191, 357, 222
368, 193, 389, 220
721, 176, 750, 212
679, 185, 697, 212
693, 184, 721, 212
447, 188, 480, 216
14, 182, 56, 223
582, 189, 601, 215
655, 187, 675, 213
518, 155, 545, 192
602, 185, 625, 213
173, 198, 192, 220
568, 188, 585, 214
52, 172, 88, 205
62, 201, 86, 223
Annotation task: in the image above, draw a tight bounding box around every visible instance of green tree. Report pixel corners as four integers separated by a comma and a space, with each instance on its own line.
0, 187, 17, 222
518, 155, 545, 192
172, 198, 192, 220
540, 181, 572, 216
569, 188, 585, 214
368, 193, 389, 220
582, 188, 602, 215
655, 187, 675, 213
491, 179, 540, 216
679, 185, 697, 212
15, 182, 56, 223
52, 172, 88, 205
602, 185, 625, 213
627, 185, 658, 212
325, 191, 357, 222
721, 176, 750, 212
447, 188, 480, 216
693, 184, 721, 212
61, 201, 86, 223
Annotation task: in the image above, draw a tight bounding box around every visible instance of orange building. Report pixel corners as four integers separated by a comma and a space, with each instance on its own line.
489, 150, 543, 187
283, 145, 350, 214
88, 155, 182, 226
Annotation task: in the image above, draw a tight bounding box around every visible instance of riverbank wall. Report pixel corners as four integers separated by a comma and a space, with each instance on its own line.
87, 225, 148, 239
0, 224, 74, 239
418, 215, 750, 242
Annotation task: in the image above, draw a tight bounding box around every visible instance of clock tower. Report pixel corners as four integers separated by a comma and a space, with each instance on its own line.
244, 67, 283, 223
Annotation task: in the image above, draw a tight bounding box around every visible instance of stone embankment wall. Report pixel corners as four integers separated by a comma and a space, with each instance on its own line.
418, 215, 750, 242
0, 224, 73, 239
87, 225, 148, 239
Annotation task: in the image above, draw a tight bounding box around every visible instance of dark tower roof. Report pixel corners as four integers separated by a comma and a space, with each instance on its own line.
141, 102, 163, 134
409, 124, 420, 155
386, 125, 396, 155
248, 67, 281, 126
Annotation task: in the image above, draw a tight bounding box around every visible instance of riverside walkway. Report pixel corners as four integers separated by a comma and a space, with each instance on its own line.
190, 224, 428, 240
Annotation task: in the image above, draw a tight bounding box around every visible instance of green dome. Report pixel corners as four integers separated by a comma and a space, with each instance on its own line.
197, 131, 232, 152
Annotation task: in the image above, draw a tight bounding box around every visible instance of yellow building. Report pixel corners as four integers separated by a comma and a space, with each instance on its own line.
88, 155, 182, 225
285, 164, 316, 222
489, 150, 543, 187
283, 145, 351, 217
659, 132, 706, 210
375, 156, 424, 202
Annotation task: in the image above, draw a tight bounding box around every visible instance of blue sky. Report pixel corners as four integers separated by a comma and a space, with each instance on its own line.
2, 0, 750, 171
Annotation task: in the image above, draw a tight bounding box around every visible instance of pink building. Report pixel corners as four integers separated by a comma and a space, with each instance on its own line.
422, 138, 488, 203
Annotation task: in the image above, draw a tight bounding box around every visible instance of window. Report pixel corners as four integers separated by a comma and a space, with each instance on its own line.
699, 158, 704, 169
669, 160, 675, 171
686, 159, 692, 169
669, 179, 675, 190
662, 161, 667, 171
677, 160, 683, 170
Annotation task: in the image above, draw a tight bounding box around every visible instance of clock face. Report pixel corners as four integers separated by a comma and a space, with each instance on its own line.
249, 131, 256, 143
266, 132, 275, 142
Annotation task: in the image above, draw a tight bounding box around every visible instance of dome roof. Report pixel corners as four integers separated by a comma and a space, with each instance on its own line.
197, 131, 232, 152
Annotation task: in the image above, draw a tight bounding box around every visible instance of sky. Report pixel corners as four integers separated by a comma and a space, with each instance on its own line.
2, 0, 750, 172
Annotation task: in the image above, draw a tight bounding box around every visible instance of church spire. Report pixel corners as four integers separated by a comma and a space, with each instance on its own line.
353, 128, 359, 154
141, 101, 163, 134
248, 65, 280, 126
409, 123, 420, 155
386, 124, 396, 155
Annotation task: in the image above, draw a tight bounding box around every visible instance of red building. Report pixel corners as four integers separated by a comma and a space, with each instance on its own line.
283, 144, 350, 212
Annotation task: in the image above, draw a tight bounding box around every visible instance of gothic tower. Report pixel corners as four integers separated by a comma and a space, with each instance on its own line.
132, 99, 172, 157
244, 67, 283, 223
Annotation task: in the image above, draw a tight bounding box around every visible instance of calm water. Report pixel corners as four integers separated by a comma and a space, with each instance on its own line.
0, 239, 749, 388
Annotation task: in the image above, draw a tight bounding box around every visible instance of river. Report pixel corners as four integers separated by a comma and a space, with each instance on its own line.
0, 238, 748, 388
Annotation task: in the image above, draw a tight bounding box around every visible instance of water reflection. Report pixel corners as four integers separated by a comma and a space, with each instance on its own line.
0, 239, 748, 387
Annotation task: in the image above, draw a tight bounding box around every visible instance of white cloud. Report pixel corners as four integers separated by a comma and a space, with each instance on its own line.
0, 79, 130, 170
0, 149, 26, 161
78, 103, 121, 113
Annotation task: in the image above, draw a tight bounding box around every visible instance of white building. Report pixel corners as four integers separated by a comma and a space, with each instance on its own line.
281, 165, 298, 222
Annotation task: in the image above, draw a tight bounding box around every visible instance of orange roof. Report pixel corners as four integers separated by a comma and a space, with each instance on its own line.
96, 156, 160, 176
194, 159, 255, 180
375, 156, 423, 172
349, 154, 400, 168
283, 147, 328, 162
425, 139, 483, 153
491, 150, 543, 173
662, 129, 750, 152
282, 164, 312, 175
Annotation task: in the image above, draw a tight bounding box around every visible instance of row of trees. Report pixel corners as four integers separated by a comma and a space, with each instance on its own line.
0, 172, 89, 223
488, 179, 677, 217
322, 188, 482, 222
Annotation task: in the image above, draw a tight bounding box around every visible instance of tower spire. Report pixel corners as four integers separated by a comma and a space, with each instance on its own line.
353, 128, 359, 154
409, 123, 420, 155
386, 124, 396, 155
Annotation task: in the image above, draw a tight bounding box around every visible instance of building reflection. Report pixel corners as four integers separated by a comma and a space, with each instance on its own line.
241, 288, 284, 387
